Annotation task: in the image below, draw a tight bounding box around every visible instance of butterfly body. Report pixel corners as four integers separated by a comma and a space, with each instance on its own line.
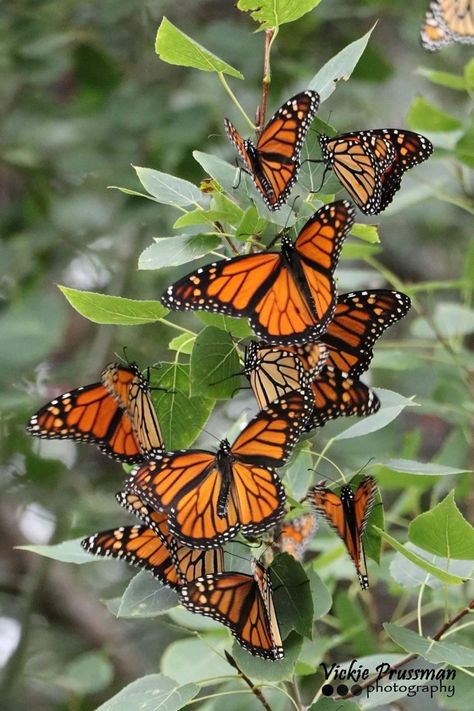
179, 559, 284, 660
319, 130, 432, 214
225, 90, 320, 210
308, 476, 377, 589
163, 201, 354, 345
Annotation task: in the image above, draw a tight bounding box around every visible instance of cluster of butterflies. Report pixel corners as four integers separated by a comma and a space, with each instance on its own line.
27, 75, 435, 659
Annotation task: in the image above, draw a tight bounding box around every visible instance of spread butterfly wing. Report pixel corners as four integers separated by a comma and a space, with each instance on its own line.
322, 290, 411, 377
81, 523, 181, 589
179, 561, 283, 660
225, 90, 319, 210
306, 368, 380, 430
26, 380, 145, 464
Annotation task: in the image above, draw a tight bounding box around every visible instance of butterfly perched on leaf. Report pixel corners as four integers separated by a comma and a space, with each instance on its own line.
26, 362, 164, 463
277, 512, 318, 561
81, 491, 224, 588
127, 390, 312, 549
318, 129, 433, 214
307, 476, 378, 589
162, 200, 355, 346
180, 559, 284, 660
421, 0, 474, 50
225, 90, 319, 210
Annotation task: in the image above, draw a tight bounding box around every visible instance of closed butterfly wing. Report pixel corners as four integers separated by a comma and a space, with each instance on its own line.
377, 130, 433, 212
102, 362, 164, 457
81, 523, 181, 589
179, 559, 283, 659
27, 377, 145, 464
225, 91, 319, 210
421, 0, 474, 50
306, 368, 380, 430
162, 201, 353, 346
278, 513, 318, 561
321, 290, 411, 377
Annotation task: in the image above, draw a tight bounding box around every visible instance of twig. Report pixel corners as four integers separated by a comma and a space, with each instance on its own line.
337, 598, 474, 700
255, 29, 274, 136
224, 651, 272, 711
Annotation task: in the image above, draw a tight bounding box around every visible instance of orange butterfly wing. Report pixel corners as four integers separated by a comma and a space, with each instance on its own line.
225, 91, 319, 210
26, 381, 144, 463
179, 560, 283, 659
306, 368, 380, 430
421, 0, 474, 50
278, 513, 318, 561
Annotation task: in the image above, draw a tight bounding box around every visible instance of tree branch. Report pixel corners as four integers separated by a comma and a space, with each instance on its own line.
255, 29, 274, 136
224, 651, 272, 711
337, 598, 474, 700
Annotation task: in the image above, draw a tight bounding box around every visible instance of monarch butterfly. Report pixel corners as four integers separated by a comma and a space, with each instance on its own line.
225, 90, 320, 210
307, 366, 380, 430
115, 490, 224, 584
179, 559, 284, 660
26, 362, 164, 463
162, 201, 355, 346
293, 290, 411, 379
318, 130, 433, 214
421, 0, 474, 50
244, 340, 327, 410
277, 513, 318, 561
307, 476, 377, 589
127, 390, 311, 548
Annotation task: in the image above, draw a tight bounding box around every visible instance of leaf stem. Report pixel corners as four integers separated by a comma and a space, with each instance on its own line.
218, 73, 255, 131
256, 29, 276, 135
158, 318, 196, 336
224, 652, 272, 711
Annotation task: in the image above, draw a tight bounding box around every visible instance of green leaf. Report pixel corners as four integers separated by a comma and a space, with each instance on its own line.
237, 0, 322, 30
285, 444, 313, 500
334, 388, 416, 441
195, 311, 253, 338
308, 567, 332, 620
350, 222, 380, 243
56, 652, 114, 695
117, 571, 178, 618
411, 303, 474, 338
464, 57, 474, 89
382, 459, 469, 476
373, 526, 466, 585
190, 326, 241, 399
456, 120, 474, 168
138, 234, 221, 271
232, 631, 303, 682
173, 208, 225, 228
161, 638, 230, 684
134, 165, 204, 207
150, 362, 214, 450
364, 487, 384, 565
371, 349, 425, 371
334, 591, 377, 656
96, 674, 199, 711
342, 241, 382, 260
155, 17, 243, 79
417, 67, 466, 91
385, 623, 474, 667
407, 96, 462, 132
439, 670, 473, 710
270, 553, 313, 639
16, 538, 92, 564
408, 491, 474, 560
168, 333, 195, 355
390, 542, 474, 589
308, 26, 375, 102
193, 150, 239, 196
58, 286, 168, 325
235, 206, 267, 242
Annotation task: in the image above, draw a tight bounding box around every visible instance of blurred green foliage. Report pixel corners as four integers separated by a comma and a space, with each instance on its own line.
1, 1, 473, 710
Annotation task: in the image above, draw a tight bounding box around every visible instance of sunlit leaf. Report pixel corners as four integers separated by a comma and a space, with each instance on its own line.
408, 491, 474, 559
334, 389, 416, 440
407, 97, 462, 132
134, 165, 204, 207
58, 286, 168, 325
237, 0, 322, 30
382, 459, 469, 476
16, 538, 92, 564
96, 674, 199, 711
417, 67, 466, 91
138, 234, 221, 270
155, 17, 243, 79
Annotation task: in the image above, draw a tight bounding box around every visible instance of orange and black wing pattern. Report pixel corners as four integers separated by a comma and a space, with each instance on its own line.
278, 513, 318, 561
225, 91, 319, 210
102, 362, 164, 457
81, 523, 181, 589
421, 0, 474, 51
306, 367, 380, 431
321, 290, 411, 377
127, 392, 310, 548
308, 476, 377, 589
27, 372, 144, 464
244, 340, 321, 410
162, 201, 353, 345
179, 559, 283, 659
